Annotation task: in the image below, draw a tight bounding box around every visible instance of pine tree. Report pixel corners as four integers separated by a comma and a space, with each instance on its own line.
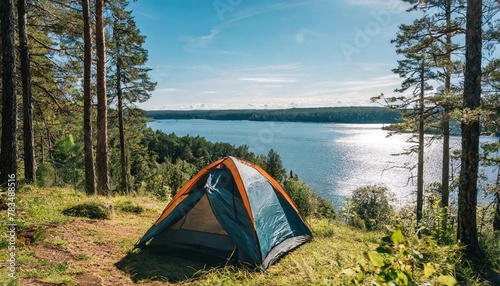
458, 0, 482, 257
482, 11, 500, 233
0, 0, 18, 187
264, 149, 286, 183
27, 0, 86, 184
373, 16, 439, 224
96, 0, 110, 195
18, 0, 36, 183
82, 0, 96, 195
404, 0, 466, 234
108, 0, 155, 193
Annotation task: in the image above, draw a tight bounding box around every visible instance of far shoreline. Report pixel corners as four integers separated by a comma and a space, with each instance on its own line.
145, 106, 402, 124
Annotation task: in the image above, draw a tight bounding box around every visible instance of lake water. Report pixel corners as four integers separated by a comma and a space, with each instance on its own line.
148, 119, 499, 208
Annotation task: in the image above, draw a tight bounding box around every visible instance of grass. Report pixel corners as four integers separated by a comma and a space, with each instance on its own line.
62, 202, 112, 219
0, 185, 497, 285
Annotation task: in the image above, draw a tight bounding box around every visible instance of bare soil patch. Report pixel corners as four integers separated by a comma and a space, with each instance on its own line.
19, 217, 164, 285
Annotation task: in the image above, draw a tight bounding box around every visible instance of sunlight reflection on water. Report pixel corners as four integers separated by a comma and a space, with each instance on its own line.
149, 120, 499, 208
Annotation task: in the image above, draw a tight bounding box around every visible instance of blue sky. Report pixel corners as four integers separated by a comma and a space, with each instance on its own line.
128, 0, 418, 110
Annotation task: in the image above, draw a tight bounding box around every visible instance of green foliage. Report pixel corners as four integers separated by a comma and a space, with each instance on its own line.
344, 228, 462, 285
349, 214, 368, 231
146, 107, 402, 124
143, 160, 196, 199
311, 192, 336, 220
283, 177, 312, 218
36, 162, 57, 188
53, 134, 84, 188
283, 176, 335, 220
346, 185, 394, 231
147, 130, 256, 169
62, 202, 111, 220
311, 218, 335, 238
116, 200, 144, 214
478, 231, 500, 271
107, 0, 156, 105
420, 193, 456, 244
263, 149, 286, 182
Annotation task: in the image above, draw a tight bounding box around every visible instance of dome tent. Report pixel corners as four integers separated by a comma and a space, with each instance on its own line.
135, 156, 312, 269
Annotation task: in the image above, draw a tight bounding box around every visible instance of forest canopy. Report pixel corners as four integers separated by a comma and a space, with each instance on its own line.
146, 106, 402, 124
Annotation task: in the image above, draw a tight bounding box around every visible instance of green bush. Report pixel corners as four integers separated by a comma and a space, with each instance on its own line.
312, 193, 336, 220
116, 200, 144, 214
420, 194, 456, 244
479, 230, 500, 271
36, 163, 57, 187
347, 185, 394, 230
62, 202, 111, 219
283, 177, 312, 218
343, 228, 462, 285
283, 176, 336, 220
349, 213, 367, 231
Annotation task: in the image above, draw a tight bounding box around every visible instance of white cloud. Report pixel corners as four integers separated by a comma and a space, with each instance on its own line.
186, 28, 220, 50
184, 65, 215, 71
200, 91, 221, 94
190, 103, 207, 109
139, 63, 401, 111
238, 77, 296, 83
343, 0, 411, 12
134, 11, 158, 20
156, 88, 183, 93
262, 63, 301, 70
228, 2, 308, 25
263, 85, 284, 88
295, 28, 322, 44
295, 33, 305, 44
185, 2, 309, 53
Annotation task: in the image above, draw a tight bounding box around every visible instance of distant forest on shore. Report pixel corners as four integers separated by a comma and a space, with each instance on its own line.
146, 107, 402, 124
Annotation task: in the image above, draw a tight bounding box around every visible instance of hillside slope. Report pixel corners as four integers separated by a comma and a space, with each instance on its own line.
1, 186, 381, 285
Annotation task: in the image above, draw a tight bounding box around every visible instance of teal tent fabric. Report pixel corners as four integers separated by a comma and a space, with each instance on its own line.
232, 159, 312, 267
205, 169, 261, 264
135, 157, 312, 268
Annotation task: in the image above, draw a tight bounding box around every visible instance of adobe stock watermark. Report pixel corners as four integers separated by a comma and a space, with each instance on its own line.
213, 0, 243, 21
340, 0, 408, 63
5, 173, 17, 280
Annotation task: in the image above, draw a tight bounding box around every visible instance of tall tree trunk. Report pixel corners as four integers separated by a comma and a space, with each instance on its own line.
116, 53, 130, 193
458, 0, 482, 257
40, 132, 45, 165
440, 0, 452, 232
82, 0, 96, 195
18, 0, 36, 183
95, 0, 110, 195
416, 60, 425, 224
0, 0, 18, 187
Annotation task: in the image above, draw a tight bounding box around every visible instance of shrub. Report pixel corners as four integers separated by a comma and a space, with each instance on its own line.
312, 193, 336, 220
283, 177, 312, 218
36, 163, 57, 187
283, 177, 336, 219
479, 230, 500, 271
343, 228, 462, 285
62, 202, 111, 219
116, 200, 144, 214
349, 213, 367, 231
348, 185, 394, 230
420, 194, 456, 244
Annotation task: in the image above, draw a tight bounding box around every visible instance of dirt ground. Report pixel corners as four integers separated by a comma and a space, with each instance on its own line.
19, 218, 163, 286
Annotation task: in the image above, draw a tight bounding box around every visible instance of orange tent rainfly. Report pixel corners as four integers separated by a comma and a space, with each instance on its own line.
135, 156, 312, 269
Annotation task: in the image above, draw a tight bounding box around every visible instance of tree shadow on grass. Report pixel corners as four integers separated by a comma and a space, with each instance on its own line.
115, 249, 227, 283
